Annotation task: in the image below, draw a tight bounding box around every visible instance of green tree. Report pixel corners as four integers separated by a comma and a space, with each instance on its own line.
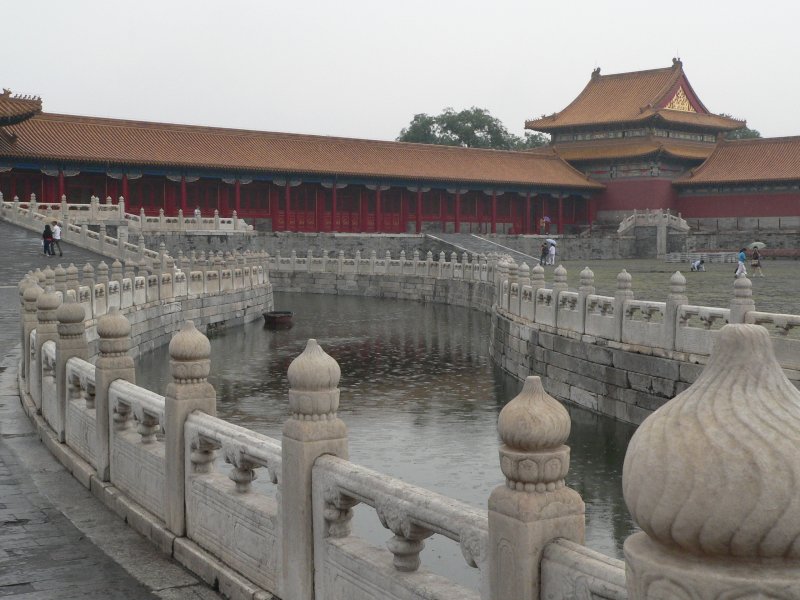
397, 107, 548, 150
720, 114, 761, 139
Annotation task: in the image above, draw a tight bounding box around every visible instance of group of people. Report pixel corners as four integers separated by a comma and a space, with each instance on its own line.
691, 247, 764, 277
539, 242, 556, 266
736, 246, 764, 278
41, 221, 63, 257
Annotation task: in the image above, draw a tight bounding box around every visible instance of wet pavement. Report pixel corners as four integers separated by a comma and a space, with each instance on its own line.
0, 220, 221, 599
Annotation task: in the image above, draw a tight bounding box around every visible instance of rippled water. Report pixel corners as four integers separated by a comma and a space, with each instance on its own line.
137, 292, 637, 585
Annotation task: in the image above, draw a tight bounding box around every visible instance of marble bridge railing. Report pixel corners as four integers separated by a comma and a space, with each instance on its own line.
18, 249, 800, 598
492, 258, 800, 374
0, 192, 253, 233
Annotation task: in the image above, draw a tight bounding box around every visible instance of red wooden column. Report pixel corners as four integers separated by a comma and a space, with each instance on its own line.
234, 180, 241, 213
587, 195, 594, 234
121, 175, 129, 204
57, 170, 65, 200
284, 183, 291, 232
454, 192, 461, 233
331, 185, 338, 232
375, 189, 382, 233
439, 192, 446, 232
557, 194, 564, 235
400, 189, 407, 233
180, 176, 187, 214
415, 191, 422, 234
525, 192, 531, 234
491, 192, 497, 234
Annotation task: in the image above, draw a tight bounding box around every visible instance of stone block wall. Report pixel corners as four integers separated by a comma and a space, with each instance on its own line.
488, 314, 703, 425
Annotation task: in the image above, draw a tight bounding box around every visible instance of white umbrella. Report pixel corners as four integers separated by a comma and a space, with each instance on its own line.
748, 241, 766, 250
546, 239, 557, 245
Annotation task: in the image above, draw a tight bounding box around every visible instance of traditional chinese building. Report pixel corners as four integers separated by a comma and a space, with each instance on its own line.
0, 89, 600, 234
526, 59, 748, 222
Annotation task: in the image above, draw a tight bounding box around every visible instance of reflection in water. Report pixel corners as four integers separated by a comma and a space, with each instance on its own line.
137, 292, 637, 584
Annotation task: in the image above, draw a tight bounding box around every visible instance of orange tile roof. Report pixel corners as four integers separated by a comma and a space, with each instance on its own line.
676, 137, 800, 186
0, 112, 602, 190
552, 136, 715, 162
526, 61, 743, 133
0, 90, 42, 126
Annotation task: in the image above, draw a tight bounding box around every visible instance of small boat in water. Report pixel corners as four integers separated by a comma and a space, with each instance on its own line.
263, 310, 293, 329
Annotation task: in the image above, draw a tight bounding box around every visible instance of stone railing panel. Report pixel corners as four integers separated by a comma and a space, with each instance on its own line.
65, 357, 98, 468
556, 290, 582, 333
621, 300, 666, 347
584, 294, 616, 340
535, 288, 557, 327
108, 379, 167, 521
674, 305, 729, 355
40, 340, 58, 435
313, 454, 487, 600
184, 412, 282, 593
541, 539, 626, 600
745, 311, 800, 371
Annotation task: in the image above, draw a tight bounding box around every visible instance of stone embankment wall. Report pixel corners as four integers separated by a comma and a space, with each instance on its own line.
488, 259, 800, 425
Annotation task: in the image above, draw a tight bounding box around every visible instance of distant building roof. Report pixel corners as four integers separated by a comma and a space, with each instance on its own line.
551, 136, 715, 162
676, 137, 800, 186
526, 60, 744, 133
0, 110, 601, 190
0, 90, 42, 126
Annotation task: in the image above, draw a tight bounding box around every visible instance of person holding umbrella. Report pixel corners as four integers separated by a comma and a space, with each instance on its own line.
547, 239, 557, 265
749, 242, 765, 277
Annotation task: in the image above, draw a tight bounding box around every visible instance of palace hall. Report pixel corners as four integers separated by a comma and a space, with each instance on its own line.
1, 59, 798, 233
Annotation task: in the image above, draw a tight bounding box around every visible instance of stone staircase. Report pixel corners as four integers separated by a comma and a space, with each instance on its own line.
426, 233, 541, 266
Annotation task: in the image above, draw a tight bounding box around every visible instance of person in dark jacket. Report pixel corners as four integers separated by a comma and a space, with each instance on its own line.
42, 224, 54, 256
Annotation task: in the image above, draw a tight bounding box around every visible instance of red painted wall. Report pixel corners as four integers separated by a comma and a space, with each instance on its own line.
595, 178, 678, 213
676, 191, 800, 218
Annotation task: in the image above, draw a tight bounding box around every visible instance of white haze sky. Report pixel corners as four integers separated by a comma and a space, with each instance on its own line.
5, 0, 799, 140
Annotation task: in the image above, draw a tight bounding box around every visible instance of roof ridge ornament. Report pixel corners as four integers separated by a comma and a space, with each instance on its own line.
591, 67, 601, 79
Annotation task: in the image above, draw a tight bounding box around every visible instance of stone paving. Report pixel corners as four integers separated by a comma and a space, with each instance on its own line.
0, 220, 221, 599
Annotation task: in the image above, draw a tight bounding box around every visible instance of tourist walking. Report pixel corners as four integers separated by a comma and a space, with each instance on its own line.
547, 242, 556, 265
735, 247, 747, 278
42, 224, 54, 256
540, 242, 548, 266
751, 247, 764, 277
51, 221, 63, 257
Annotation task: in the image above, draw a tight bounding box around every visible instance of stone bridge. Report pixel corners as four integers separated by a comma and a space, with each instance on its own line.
7, 232, 800, 599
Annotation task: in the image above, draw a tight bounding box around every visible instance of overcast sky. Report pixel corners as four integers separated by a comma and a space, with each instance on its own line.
5, 0, 798, 141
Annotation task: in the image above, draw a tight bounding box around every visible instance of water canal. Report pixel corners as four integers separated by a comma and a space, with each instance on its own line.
137, 291, 637, 585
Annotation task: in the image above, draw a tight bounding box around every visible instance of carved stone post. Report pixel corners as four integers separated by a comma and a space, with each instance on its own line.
82, 263, 95, 289
577, 266, 595, 334
55, 297, 88, 441
613, 269, 634, 342
33, 285, 62, 412
110, 259, 123, 283
551, 264, 568, 328
281, 339, 348, 600
164, 321, 216, 536
22, 280, 43, 391
54, 264, 67, 295
729, 274, 755, 324
65, 264, 80, 293
623, 324, 800, 597
489, 376, 585, 600
95, 308, 135, 481
663, 271, 687, 351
